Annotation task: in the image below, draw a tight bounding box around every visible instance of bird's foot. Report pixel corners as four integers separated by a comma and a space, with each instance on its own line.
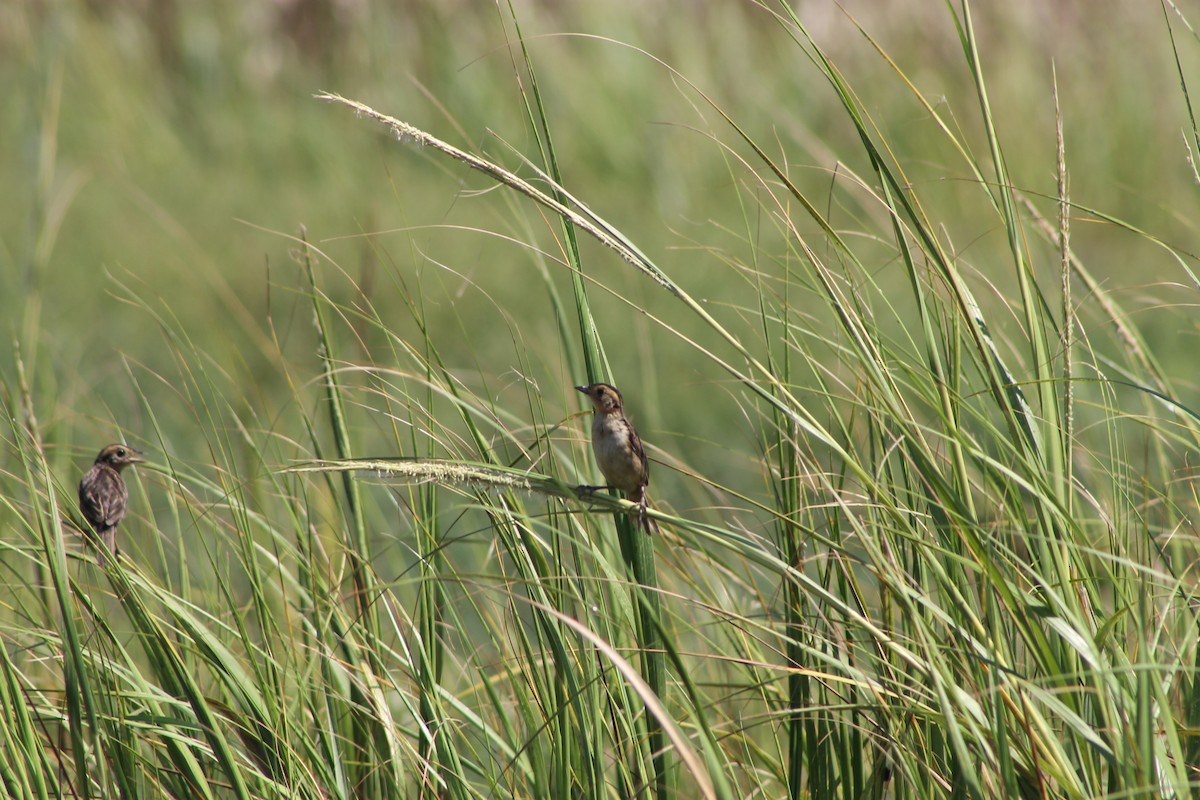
635, 498, 658, 535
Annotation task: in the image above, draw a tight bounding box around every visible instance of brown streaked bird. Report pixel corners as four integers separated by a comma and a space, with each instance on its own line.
577, 383, 656, 533
78, 444, 144, 565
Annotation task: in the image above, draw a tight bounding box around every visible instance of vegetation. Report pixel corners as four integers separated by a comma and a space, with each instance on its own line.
4, 1, 1200, 797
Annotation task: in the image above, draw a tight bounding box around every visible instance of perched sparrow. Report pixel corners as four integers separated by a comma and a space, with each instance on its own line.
577, 383, 656, 532
78, 444, 144, 565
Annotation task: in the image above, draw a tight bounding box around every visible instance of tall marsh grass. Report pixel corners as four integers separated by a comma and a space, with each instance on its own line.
4, 2, 1200, 798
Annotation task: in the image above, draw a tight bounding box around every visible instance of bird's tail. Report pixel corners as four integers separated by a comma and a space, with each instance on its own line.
98, 528, 118, 566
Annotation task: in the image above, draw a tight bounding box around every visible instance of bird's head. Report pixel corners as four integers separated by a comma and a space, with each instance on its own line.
94, 444, 145, 471
576, 383, 624, 414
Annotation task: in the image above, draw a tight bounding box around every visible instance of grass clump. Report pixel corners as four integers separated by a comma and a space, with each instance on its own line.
5, 1, 1200, 798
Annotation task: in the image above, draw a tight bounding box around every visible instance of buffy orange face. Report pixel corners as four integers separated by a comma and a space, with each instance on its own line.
576, 383, 624, 415
93, 444, 145, 470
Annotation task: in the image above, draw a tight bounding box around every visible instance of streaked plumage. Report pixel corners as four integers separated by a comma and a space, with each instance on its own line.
577, 383, 655, 532
79, 444, 143, 565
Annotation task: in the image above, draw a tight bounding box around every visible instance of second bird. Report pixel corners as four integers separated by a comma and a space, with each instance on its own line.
577, 383, 656, 532
79, 444, 144, 565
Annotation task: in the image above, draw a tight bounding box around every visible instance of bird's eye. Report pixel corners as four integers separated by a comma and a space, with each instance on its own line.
115, 448, 126, 458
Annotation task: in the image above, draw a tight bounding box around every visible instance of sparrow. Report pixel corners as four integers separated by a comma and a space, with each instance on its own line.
78, 444, 144, 565
577, 383, 656, 532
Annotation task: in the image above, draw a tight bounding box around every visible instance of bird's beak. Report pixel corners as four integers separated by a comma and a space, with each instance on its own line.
575, 385, 589, 396
129, 449, 146, 463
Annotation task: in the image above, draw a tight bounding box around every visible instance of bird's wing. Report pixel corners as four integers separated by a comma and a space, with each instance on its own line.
632, 427, 649, 483
80, 488, 111, 530
80, 471, 126, 530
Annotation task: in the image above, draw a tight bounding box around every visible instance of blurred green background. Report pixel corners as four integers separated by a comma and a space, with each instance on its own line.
4, 0, 1199, 495
8, 3, 1200, 796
